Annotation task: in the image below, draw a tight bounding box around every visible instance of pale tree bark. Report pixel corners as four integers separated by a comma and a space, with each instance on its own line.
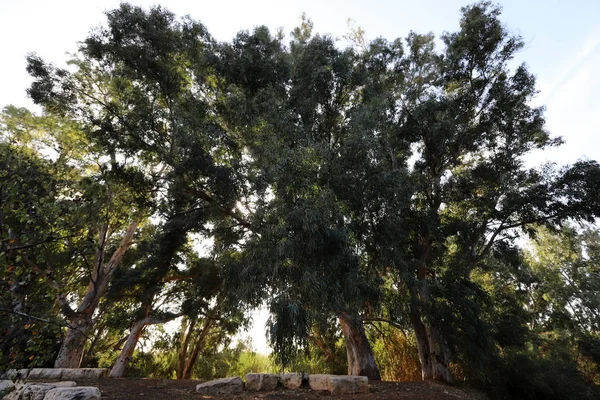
55, 220, 139, 368
338, 312, 381, 380
109, 318, 149, 377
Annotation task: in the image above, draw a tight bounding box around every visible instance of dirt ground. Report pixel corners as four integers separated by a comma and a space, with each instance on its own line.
77, 378, 489, 400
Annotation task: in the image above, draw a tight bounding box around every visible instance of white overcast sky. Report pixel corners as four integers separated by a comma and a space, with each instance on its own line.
1, 0, 599, 352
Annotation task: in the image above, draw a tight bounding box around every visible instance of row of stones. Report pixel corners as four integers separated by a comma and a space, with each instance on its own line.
0, 369, 108, 381
0, 380, 100, 400
196, 373, 369, 396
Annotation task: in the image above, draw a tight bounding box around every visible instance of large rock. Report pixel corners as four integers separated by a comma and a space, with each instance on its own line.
0, 370, 30, 380
43, 387, 101, 400
280, 373, 303, 389
245, 374, 279, 391
196, 377, 244, 396
60, 369, 108, 380
26, 369, 63, 380
308, 374, 368, 395
3, 382, 76, 400
329, 375, 368, 395
0, 380, 16, 397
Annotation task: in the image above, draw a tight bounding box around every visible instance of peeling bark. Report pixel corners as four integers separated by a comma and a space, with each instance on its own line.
54, 318, 89, 368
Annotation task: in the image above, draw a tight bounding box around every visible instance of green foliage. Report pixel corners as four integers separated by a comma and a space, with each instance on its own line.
1, 1, 598, 393
368, 324, 421, 381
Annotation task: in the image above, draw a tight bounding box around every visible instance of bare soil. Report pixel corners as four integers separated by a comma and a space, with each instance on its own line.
78, 378, 488, 400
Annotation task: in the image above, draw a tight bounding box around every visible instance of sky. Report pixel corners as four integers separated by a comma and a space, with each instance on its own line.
1, 0, 599, 353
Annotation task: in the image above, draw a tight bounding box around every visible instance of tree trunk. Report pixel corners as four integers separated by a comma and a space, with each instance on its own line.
181, 319, 214, 379
176, 318, 196, 379
54, 220, 139, 369
410, 305, 453, 384
338, 312, 381, 380
54, 318, 89, 368
109, 319, 147, 378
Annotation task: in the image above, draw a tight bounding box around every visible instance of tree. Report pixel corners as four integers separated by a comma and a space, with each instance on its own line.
381, 2, 600, 383
25, 3, 247, 369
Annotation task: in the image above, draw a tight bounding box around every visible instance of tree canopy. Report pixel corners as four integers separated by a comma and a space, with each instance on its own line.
1, 2, 599, 399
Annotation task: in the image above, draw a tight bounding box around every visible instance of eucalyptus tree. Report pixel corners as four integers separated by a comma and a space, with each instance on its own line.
212, 14, 418, 378
25, 3, 247, 368
0, 105, 140, 369
376, 2, 600, 383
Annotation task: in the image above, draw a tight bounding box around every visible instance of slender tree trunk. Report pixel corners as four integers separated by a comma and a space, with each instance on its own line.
181, 319, 214, 379
338, 312, 381, 380
176, 318, 196, 379
109, 319, 147, 378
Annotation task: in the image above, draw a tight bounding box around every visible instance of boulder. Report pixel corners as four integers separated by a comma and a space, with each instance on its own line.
245, 374, 279, 391
2, 382, 76, 400
60, 369, 108, 380
0, 370, 30, 380
0, 380, 16, 396
26, 369, 63, 380
308, 374, 368, 394
196, 377, 244, 396
280, 373, 303, 389
43, 387, 101, 400
329, 375, 368, 395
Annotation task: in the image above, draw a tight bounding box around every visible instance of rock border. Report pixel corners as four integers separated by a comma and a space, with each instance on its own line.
195, 373, 369, 396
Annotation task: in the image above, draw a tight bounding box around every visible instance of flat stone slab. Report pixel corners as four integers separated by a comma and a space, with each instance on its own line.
245, 374, 279, 391
59, 369, 108, 380
308, 374, 368, 394
0, 369, 30, 380
329, 375, 369, 395
196, 377, 244, 396
44, 386, 101, 400
27, 369, 63, 380
24, 368, 108, 381
280, 373, 303, 389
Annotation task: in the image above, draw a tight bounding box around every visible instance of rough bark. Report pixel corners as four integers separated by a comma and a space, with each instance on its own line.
338, 312, 381, 380
410, 265, 453, 384
410, 305, 453, 383
54, 318, 89, 368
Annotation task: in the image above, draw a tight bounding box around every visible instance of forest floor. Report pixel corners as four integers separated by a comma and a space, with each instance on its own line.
82, 378, 490, 400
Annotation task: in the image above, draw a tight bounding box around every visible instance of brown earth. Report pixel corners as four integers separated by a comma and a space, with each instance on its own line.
76, 378, 489, 400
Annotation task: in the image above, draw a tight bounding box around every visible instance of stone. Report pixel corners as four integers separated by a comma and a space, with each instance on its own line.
245, 374, 279, 391
43, 387, 101, 400
329, 375, 368, 395
21, 382, 77, 400
308, 374, 368, 395
196, 377, 244, 396
307, 374, 331, 391
3, 382, 75, 400
280, 373, 303, 389
27, 369, 63, 380
60, 369, 109, 380
0, 380, 16, 397
0, 369, 30, 380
